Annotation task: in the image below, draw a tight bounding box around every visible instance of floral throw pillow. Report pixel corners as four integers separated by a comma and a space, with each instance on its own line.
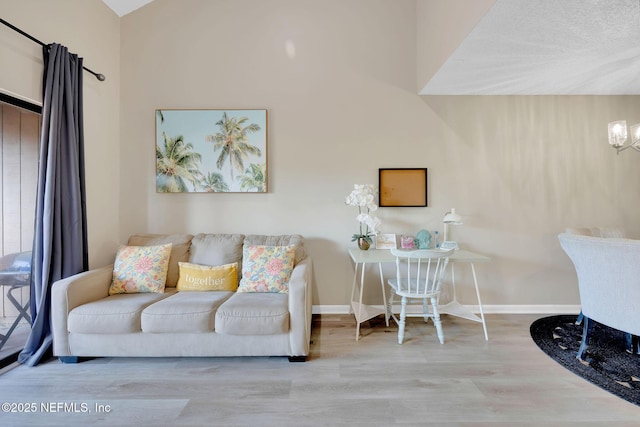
109, 243, 172, 295
237, 245, 295, 294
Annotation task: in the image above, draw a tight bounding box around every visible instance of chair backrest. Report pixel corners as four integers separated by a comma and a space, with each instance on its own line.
390, 248, 454, 296
558, 233, 640, 335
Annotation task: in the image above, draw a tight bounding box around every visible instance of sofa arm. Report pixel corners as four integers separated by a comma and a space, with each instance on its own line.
51, 265, 113, 356
288, 256, 313, 357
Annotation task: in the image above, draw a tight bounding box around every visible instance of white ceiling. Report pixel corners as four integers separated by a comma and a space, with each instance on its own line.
102, 0, 640, 95
102, 0, 153, 17
421, 0, 640, 95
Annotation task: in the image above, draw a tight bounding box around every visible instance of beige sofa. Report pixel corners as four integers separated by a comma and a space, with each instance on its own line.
51, 233, 312, 362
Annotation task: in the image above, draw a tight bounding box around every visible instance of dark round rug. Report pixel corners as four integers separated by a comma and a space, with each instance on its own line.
530, 315, 640, 407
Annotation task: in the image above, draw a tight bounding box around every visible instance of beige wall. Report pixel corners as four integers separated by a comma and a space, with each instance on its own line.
0, 0, 121, 268
119, 0, 640, 309
423, 95, 640, 307
4, 0, 640, 310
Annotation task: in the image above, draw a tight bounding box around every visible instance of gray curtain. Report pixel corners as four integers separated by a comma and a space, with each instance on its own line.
19, 44, 88, 366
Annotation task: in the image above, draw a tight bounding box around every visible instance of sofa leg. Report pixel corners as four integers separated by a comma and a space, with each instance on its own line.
58, 356, 79, 364
288, 356, 307, 363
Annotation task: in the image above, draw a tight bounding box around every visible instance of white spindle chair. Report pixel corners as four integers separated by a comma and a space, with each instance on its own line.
386, 248, 453, 344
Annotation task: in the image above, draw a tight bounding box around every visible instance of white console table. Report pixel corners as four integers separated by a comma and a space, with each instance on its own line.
348, 248, 490, 341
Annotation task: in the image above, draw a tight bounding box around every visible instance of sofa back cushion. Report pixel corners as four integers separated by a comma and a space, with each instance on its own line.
128, 233, 194, 287
189, 234, 245, 267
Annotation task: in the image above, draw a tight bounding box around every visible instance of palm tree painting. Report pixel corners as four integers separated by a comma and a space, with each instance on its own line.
240, 163, 267, 192
156, 109, 267, 192
206, 112, 262, 186
156, 132, 203, 192
200, 171, 229, 192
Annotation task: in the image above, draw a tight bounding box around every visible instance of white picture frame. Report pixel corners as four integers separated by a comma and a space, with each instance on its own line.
375, 234, 397, 250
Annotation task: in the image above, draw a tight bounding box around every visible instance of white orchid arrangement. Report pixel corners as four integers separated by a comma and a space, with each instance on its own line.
345, 184, 381, 244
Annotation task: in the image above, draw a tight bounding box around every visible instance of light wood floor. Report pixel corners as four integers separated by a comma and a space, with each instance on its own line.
0, 314, 639, 426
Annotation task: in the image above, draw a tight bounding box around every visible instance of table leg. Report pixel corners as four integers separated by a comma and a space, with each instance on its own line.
349, 261, 359, 315
7, 286, 31, 324
450, 263, 457, 301
439, 260, 489, 341
470, 263, 488, 341
0, 285, 31, 351
378, 262, 389, 327
348, 256, 389, 341
354, 262, 368, 341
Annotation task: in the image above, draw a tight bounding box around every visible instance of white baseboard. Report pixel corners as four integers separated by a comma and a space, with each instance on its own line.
312, 304, 581, 315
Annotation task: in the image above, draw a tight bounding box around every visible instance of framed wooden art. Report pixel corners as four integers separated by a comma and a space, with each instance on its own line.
155, 109, 267, 193
378, 168, 427, 207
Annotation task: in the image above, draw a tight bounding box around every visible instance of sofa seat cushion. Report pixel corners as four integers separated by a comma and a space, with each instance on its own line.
141, 291, 233, 333
215, 292, 289, 335
68, 291, 174, 334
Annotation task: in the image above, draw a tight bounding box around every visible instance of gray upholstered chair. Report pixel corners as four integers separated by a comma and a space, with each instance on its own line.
558, 233, 640, 359
564, 227, 626, 325
564, 226, 626, 239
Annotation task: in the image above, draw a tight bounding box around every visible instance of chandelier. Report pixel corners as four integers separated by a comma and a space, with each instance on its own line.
608, 121, 640, 154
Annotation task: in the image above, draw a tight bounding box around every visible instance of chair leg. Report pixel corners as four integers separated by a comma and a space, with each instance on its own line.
422, 298, 429, 323
575, 311, 583, 325
431, 297, 444, 344
577, 316, 593, 361
398, 296, 407, 344
625, 333, 640, 354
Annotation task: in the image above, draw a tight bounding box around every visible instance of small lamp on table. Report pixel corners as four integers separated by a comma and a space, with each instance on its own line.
442, 208, 463, 250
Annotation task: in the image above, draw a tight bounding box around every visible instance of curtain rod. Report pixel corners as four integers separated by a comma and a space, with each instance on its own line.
0, 18, 106, 82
